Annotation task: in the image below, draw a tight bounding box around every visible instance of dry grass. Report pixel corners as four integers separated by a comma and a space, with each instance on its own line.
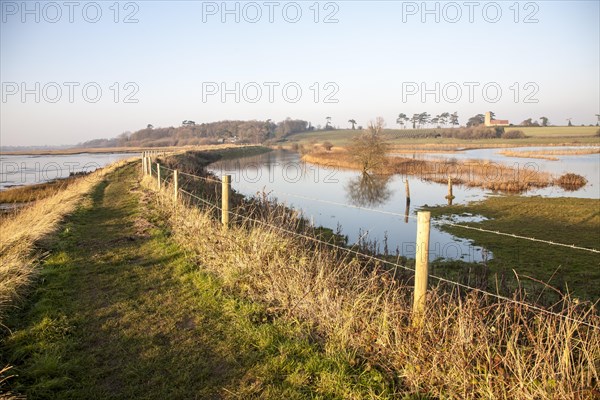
0, 160, 132, 327
304, 149, 555, 193
556, 173, 588, 191
0, 178, 80, 204
500, 148, 600, 161
144, 172, 600, 399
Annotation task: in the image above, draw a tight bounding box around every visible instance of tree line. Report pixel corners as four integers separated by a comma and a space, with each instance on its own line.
78, 118, 312, 148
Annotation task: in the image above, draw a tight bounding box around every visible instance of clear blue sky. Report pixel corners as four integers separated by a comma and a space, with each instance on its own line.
1, 0, 599, 146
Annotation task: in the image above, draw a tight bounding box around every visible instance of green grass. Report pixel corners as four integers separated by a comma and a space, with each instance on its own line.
426, 196, 600, 301
284, 127, 600, 147
1, 164, 394, 399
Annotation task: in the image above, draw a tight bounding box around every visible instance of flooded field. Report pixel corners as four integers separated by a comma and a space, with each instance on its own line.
208, 147, 599, 261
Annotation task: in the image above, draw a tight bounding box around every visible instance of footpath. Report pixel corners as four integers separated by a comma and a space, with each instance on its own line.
3, 164, 387, 399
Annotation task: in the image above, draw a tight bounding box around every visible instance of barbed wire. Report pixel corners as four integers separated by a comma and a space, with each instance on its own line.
223, 204, 600, 330
233, 183, 600, 255
179, 188, 221, 210
143, 163, 600, 330
178, 171, 222, 184
436, 220, 600, 254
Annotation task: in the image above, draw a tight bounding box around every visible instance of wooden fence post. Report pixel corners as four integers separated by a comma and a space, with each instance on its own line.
142, 154, 146, 175
173, 169, 179, 201
405, 179, 411, 203
412, 211, 431, 327
221, 175, 231, 228
157, 163, 161, 190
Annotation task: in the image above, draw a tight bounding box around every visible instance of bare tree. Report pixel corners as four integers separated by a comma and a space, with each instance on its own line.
348, 117, 390, 173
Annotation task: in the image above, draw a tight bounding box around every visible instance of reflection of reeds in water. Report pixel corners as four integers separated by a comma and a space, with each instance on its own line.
303, 150, 559, 193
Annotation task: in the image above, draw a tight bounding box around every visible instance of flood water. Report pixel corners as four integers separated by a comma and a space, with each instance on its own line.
0, 153, 137, 190
413, 146, 600, 199
208, 147, 599, 262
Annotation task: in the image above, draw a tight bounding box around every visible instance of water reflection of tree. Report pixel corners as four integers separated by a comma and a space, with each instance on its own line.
346, 172, 392, 207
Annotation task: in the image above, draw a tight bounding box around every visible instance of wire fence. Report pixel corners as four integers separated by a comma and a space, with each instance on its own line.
142, 155, 600, 330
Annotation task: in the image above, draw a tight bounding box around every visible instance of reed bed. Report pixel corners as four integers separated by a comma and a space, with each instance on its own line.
303, 150, 555, 193
500, 148, 600, 161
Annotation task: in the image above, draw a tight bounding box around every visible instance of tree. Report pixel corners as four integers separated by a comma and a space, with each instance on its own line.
521, 118, 534, 126
539, 116, 549, 127
147, 124, 154, 129
396, 113, 408, 128
417, 112, 431, 128
431, 116, 440, 127
567, 118, 573, 126
410, 113, 420, 129
182, 120, 196, 126
439, 112, 450, 127
348, 119, 357, 130
467, 114, 485, 127
595, 114, 600, 126
449, 112, 459, 127
325, 116, 332, 129
348, 117, 389, 173
264, 119, 277, 138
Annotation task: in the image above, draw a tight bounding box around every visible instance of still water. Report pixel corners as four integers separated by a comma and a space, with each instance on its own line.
413, 146, 599, 199
0, 153, 136, 190
208, 148, 599, 262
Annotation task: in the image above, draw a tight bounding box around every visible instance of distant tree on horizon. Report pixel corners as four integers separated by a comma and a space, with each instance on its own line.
348, 119, 357, 130
467, 114, 485, 127
396, 113, 409, 128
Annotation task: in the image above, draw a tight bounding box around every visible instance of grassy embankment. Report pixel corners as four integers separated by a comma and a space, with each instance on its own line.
140, 150, 599, 399
426, 196, 600, 301
1, 160, 392, 399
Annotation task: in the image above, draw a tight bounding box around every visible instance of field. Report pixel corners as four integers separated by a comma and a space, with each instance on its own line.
427, 196, 600, 301
281, 126, 600, 149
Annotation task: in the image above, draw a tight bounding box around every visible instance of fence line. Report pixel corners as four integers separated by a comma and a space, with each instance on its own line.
204, 187, 600, 330
436, 221, 600, 254
142, 157, 600, 330
227, 179, 600, 255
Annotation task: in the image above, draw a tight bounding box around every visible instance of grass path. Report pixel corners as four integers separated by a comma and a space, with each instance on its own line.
2, 164, 390, 399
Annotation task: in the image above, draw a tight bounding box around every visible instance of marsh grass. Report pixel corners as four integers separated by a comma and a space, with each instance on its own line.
144, 168, 600, 399
0, 178, 79, 204
303, 149, 555, 193
500, 148, 600, 161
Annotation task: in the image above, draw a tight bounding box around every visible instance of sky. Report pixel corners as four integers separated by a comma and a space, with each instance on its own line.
1, 0, 599, 146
